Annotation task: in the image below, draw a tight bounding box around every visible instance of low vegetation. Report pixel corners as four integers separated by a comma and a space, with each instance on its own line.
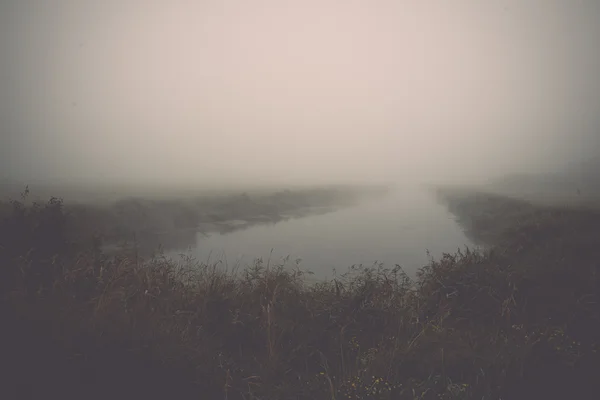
21, 185, 388, 256
1, 187, 600, 399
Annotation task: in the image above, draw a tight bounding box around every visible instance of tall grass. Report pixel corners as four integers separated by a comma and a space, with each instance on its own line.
1, 189, 600, 399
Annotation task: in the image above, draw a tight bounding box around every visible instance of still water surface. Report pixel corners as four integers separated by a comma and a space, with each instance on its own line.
167, 187, 473, 280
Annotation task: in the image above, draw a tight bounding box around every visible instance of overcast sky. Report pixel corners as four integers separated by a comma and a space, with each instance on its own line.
1, 0, 599, 189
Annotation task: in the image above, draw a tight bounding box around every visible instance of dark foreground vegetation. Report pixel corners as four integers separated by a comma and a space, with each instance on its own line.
2, 187, 600, 399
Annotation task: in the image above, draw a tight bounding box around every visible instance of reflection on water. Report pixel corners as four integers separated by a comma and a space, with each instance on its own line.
165, 187, 474, 280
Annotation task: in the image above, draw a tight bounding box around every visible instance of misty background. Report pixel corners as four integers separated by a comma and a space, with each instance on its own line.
1, 0, 599, 190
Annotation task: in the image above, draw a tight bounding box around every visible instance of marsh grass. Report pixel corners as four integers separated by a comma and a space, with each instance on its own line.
1, 188, 600, 399
54, 186, 385, 253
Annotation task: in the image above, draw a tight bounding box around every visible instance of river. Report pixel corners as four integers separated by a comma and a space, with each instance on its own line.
165, 186, 473, 280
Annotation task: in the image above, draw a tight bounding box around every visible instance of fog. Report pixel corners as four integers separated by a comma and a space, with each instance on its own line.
1, 0, 599, 191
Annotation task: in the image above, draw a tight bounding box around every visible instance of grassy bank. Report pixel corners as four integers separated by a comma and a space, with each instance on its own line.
2, 185, 387, 257
1, 187, 600, 399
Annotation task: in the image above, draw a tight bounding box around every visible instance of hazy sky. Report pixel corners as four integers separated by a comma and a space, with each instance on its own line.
1, 0, 599, 188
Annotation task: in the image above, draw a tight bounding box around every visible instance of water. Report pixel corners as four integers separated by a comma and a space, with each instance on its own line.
167, 187, 473, 280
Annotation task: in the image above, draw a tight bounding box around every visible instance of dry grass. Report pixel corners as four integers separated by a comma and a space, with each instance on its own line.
1, 188, 600, 399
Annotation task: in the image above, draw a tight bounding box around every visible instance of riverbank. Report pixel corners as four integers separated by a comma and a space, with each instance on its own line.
2, 186, 600, 399
34, 185, 389, 256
